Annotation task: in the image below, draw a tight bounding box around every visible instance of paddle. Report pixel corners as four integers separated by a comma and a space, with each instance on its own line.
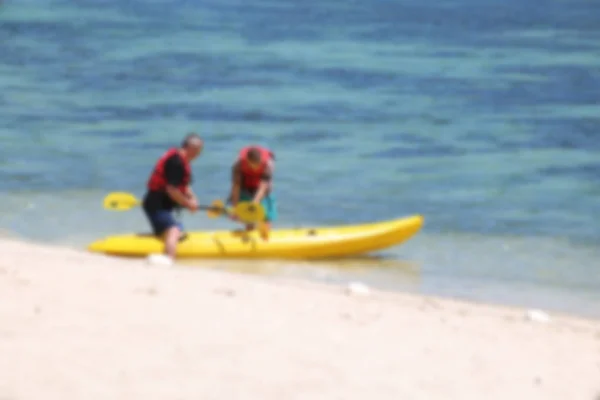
102, 191, 266, 225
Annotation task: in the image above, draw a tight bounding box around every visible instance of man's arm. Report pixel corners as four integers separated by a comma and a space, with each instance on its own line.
229, 161, 242, 206
252, 161, 273, 203
163, 155, 194, 209
184, 185, 197, 203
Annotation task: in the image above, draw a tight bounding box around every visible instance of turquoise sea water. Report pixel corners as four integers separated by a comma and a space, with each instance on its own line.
1, 0, 599, 318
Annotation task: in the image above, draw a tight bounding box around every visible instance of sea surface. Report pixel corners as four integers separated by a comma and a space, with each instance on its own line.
1, 0, 599, 318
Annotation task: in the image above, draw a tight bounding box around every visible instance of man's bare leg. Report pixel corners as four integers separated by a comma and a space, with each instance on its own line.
163, 226, 182, 259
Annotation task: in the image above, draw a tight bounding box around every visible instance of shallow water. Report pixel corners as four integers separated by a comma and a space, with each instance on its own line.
1, 0, 599, 318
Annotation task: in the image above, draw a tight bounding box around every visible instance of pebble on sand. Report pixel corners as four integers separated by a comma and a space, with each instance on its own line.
346, 281, 370, 296
525, 309, 551, 323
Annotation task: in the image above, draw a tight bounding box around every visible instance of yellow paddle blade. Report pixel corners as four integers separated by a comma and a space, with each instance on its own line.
103, 192, 140, 211
206, 200, 226, 218
233, 202, 266, 224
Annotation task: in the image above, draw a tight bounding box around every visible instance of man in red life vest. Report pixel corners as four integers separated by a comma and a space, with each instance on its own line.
228, 145, 277, 239
142, 133, 203, 259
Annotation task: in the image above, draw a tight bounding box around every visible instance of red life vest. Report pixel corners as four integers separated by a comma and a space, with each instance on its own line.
238, 146, 274, 190
147, 148, 191, 192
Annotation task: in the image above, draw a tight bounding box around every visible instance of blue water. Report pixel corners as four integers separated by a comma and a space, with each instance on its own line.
1, 0, 599, 318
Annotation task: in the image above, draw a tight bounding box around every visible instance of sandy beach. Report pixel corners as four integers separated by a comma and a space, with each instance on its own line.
1, 237, 599, 400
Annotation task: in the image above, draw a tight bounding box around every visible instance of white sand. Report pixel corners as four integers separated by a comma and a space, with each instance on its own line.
1, 238, 599, 400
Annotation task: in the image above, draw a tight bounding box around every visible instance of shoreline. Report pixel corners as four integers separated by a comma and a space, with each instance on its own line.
4, 232, 600, 319
2, 236, 600, 399
4, 234, 600, 323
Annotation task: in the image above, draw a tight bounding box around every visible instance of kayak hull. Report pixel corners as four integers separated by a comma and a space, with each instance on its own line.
87, 214, 424, 260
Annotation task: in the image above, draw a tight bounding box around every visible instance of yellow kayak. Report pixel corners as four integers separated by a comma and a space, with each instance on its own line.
87, 214, 424, 260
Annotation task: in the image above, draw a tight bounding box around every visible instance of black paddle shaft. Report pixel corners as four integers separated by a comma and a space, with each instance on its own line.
199, 205, 224, 212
